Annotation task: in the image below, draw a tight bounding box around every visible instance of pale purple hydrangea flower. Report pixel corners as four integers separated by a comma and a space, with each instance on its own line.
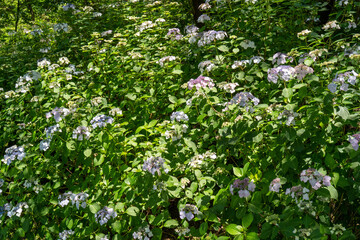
167, 28, 183, 40
300, 168, 331, 190
170, 111, 189, 122
250, 56, 264, 64
230, 178, 256, 198
95, 207, 117, 225
2, 145, 26, 165
278, 110, 298, 126
46, 107, 71, 122
179, 204, 199, 221
294, 64, 314, 80
62, 3, 76, 11
58, 229, 74, 240
5, 202, 28, 218
90, 115, 114, 128
328, 70, 358, 93
187, 75, 215, 90
232, 60, 250, 69
267, 65, 296, 83
143, 157, 168, 175
198, 60, 216, 73
272, 52, 292, 65
223, 92, 260, 112
349, 134, 360, 151
218, 82, 239, 94
58, 192, 89, 209
285, 185, 310, 201
269, 178, 282, 192
197, 30, 227, 47
133, 226, 153, 240
40, 138, 51, 151
72, 126, 90, 141
197, 14, 210, 23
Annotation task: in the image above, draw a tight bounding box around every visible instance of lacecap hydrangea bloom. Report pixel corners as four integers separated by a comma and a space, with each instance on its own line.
170, 111, 189, 122
269, 178, 282, 192
230, 178, 256, 198
46, 107, 71, 122
179, 204, 199, 221
272, 52, 292, 65
300, 168, 331, 190
328, 70, 358, 93
95, 207, 117, 225
198, 60, 216, 73
187, 75, 215, 90
285, 185, 310, 201
142, 156, 168, 175
72, 126, 90, 141
58, 229, 74, 240
58, 192, 89, 209
2, 145, 26, 165
90, 115, 114, 128
167, 28, 183, 40
267, 65, 296, 83
133, 226, 153, 240
223, 92, 260, 112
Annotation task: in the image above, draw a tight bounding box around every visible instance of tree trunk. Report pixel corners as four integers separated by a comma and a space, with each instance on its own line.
26, 0, 35, 21
191, 0, 205, 27
15, 0, 21, 31
318, 0, 335, 25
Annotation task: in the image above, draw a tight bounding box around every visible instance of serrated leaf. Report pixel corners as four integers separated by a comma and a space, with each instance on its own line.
282, 88, 293, 98
253, 133, 263, 143
125, 93, 137, 100
126, 206, 139, 216
304, 59, 313, 66
164, 219, 178, 228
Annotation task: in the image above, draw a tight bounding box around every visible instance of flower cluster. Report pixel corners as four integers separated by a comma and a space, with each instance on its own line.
142, 157, 168, 175
164, 124, 188, 141
166, 28, 183, 40
267, 65, 296, 83
109, 108, 123, 116
133, 226, 153, 240
58, 192, 89, 209
95, 207, 117, 225
53, 23, 70, 32
269, 178, 282, 192
322, 20, 340, 30
218, 82, 239, 94
2, 202, 28, 218
46, 107, 71, 122
37, 58, 51, 68
137, 21, 156, 32
40, 124, 62, 151
189, 151, 217, 168
300, 168, 331, 190
179, 204, 199, 221
230, 178, 256, 198
196, 30, 227, 47
170, 111, 189, 122
272, 52, 292, 65
294, 64, 314, 80
278, 110, 298, 126
101, 30, 112, 37
15, 70, 41, 93
187, 75, 215, 90
23, 179, 43, 193
58, 230, 75, 240
62, 3, 76, 11
297, 29, 311, 38
199, 3, 211, 10
157, 56, 177, 67
198, 60, 216, 73
349, 133, 360, 151
90, 115, 114, 128
327, 70, 358, 93
223, 92, 260, 112
2, 145, 26, 165
197, 14, 210, 23
285, 185, 310, 201
71, 126, 90, 141
231, 60, 250, 69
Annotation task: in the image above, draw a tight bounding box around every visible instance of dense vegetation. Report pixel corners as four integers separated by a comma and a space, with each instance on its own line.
1, 0, 360, 239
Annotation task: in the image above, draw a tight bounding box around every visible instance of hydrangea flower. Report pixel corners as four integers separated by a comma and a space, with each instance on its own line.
197, 30, 227, 47
90, 115, 114, 128
322, 20, 340, 30
2, 145, 26, 165
142, 157, 168, 175
109, 108, 123, 116
37, 58, 51, 68
157, 56, 177, 67
300, 168, 331, 190
272, 52, 292, 65
187, 75, 215, 90
278, 110, 298, 126
198, 60, 216, 73
72, 126, 90, 141
46, 107, 71, 122
250, 56, 264, 64
95, 207, 117, 225
179, 204, 199, 221
294, 64, 314, 80
285, 185, 310, 201
349, 134, 360, 151
328, 70, 358, 93
297, 29, 311, 38
133, 226, 153, 240
170, 111, 189, 122
232, 60, 250, 69
230, 178, 256, 198
218, 82, 239, 94
267, 65, 296, 83
197, 14, 210, 23
62, 3, 76, 11
188, 151, 217, 168
58, 192, 89, 209
175, 227, 190, 237
58, 230, 74, 240
199, 3, 211, 10
4, 202, 28, 218
240, 40, 256, 49
223, 92, 260, 112
167, 28, 183, 40
45, 124, 62, 138
269, 178, 282, 192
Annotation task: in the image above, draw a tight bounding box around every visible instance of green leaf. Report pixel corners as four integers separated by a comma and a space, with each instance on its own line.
336, 106, 349, 120
233, 48, 240, 54
327, 185, 338, 200
112, 221, 122, 233
66, 218, 74, 229
233, 167, 242, 177
89, 203, 101, 214
218, 45, 229, 52
184, 138, 197, 152
126, 206, 139, 216
225, 224, 243, 235
242, 213, 254, 228
253, 133, 263, 143
247, 232, 260, 240
164, 219, 179, 228
304, 58, 313, 66
66, 141, 76, 151
282, 88, 293, 98
199, 222, 208, 235
125, 93, 137, 100
16, 228, 25, 237
84, 149, 92, 157
172, 69, 183, 75
94, 154, 105, 166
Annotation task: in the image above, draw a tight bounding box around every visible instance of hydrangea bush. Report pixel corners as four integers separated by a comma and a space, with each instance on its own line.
0, 0, 359, 239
